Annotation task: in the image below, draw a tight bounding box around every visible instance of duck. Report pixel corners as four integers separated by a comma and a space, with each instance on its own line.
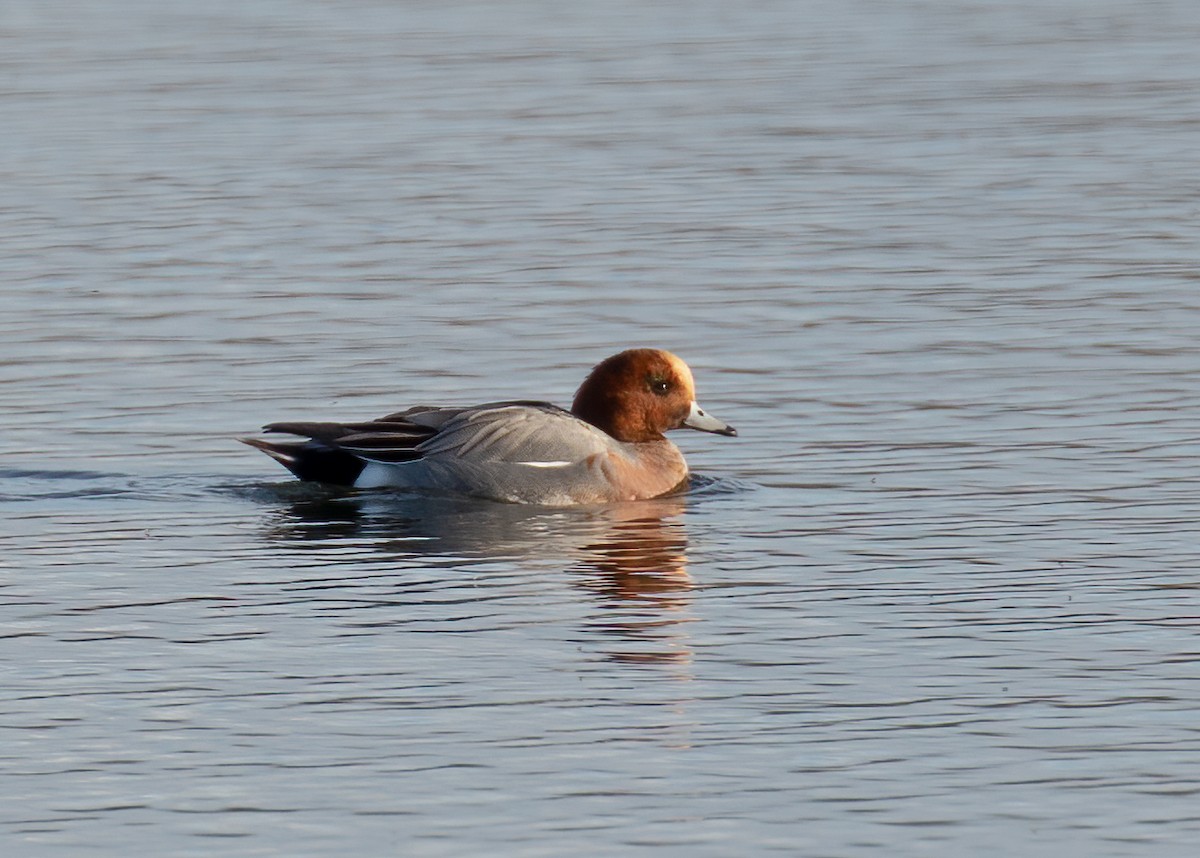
241, 348, 736, 505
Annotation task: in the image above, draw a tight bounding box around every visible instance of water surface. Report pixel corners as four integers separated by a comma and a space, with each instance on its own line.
3, 0, 1200, 855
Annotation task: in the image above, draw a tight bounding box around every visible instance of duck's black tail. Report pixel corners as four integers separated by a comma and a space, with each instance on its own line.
240, 437, 366, 486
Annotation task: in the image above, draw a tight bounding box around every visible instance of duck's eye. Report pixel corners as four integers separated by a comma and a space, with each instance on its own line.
650, 378, 670, 396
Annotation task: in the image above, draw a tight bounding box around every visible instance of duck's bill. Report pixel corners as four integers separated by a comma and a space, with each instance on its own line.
683, 400, 737, 437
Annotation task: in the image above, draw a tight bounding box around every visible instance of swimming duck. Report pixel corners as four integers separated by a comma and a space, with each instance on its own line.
242, 348, 736, 505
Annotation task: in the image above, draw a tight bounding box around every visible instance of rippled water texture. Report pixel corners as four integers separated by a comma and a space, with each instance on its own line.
3, 0, 1200, 854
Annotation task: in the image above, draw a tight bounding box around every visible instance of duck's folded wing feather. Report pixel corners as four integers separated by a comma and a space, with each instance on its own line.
262, 419, 439, 464
413, 404, 614, 465
376, 401, 563, 428
263, 402, 603, 468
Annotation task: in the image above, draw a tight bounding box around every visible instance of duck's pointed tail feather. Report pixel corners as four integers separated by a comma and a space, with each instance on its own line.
240, 437, 366, 486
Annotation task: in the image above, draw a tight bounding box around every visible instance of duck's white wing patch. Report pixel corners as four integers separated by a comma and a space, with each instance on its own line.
514, 460, 575, 468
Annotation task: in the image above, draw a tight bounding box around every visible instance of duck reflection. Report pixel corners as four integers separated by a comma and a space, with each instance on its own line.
567, 500, 694, 667
255, 485, 695, 667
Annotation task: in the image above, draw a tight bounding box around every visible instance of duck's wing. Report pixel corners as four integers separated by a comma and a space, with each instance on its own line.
261, 418, 435, 464
408, 402, 616, 466
261, 401, 607, 467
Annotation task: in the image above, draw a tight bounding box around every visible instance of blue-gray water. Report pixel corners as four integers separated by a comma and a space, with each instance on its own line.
4, 1, 1200, 855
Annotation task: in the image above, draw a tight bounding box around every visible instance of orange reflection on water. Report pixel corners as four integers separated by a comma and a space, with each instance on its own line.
571, 497, 696, 668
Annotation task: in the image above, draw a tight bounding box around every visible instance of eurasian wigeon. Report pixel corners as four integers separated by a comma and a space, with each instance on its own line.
242, 348, 736, 505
